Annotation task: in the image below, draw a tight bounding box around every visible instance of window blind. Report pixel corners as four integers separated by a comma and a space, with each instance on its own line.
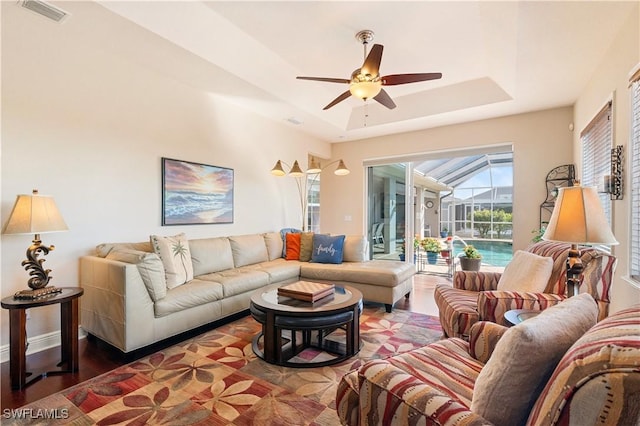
630, 73, 640, 280
580, 102, 612, 223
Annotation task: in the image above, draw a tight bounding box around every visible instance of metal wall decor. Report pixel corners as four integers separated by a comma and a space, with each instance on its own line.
540, 164, 575, 227
608, 145, 623, 200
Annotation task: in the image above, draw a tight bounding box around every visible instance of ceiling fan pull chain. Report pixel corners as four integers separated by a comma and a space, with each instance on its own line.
364, 102, 369, 127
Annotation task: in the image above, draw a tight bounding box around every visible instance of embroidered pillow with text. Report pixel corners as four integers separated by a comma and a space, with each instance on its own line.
311, 234, 345, 264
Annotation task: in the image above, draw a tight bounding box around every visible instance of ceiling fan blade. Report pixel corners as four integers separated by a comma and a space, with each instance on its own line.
381, 73, 443, 86
297, 76, 350, 84
361, 44, 383, 76
373, 89, 396, 109
323, 90, 352, 110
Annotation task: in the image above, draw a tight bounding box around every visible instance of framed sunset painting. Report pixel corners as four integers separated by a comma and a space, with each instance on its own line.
162, 158, 234, 225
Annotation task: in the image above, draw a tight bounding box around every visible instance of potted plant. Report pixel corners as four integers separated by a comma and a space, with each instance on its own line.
421, 237, 441, 265
440, 227, 448, 238
459, 244, 482, 271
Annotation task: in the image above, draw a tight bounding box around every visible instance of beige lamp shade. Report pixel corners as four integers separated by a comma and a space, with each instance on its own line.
2, 191, 68, 235
542, 186, 618, 245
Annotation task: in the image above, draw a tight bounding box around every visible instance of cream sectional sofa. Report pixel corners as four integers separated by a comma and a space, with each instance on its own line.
80, 232, 415, 353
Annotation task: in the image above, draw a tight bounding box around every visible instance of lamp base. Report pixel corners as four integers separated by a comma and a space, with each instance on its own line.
14, 286, 62, 300
566, 244, 584, 297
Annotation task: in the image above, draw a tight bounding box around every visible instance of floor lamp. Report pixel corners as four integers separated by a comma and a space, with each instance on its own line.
542, 186, 618, 297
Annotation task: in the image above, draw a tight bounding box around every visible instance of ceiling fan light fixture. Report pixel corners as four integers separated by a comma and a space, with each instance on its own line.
349, 81, 382, 100
349, 71, 382, 100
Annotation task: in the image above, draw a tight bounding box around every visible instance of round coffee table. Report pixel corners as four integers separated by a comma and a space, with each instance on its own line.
250, 283, 362, 367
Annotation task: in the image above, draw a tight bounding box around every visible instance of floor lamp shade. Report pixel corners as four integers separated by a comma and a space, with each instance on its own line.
542, 186, 618, 245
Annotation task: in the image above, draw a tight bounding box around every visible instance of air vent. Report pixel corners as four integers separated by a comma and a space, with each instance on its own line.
19, 0, 69, 23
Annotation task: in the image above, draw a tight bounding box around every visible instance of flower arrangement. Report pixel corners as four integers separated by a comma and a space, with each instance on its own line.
462, 245, 482, 259
421, 237, 442, 253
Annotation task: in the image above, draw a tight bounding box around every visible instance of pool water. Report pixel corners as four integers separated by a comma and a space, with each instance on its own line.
451, 240, 513, 267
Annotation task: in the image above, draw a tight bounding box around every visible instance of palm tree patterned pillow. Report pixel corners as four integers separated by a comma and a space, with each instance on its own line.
151, 233, 194, 289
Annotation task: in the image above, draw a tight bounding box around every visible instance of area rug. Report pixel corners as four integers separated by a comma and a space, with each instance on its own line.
6, 307, 442, 425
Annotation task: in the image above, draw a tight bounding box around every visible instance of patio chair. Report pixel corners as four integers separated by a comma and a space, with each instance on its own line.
434, 240, 617, 339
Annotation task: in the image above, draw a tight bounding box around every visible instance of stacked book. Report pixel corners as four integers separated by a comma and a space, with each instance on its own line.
277, 281, 335, 302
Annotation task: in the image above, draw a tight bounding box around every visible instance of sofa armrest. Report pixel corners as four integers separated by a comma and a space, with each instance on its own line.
477, 291, 566, 325
468, 321, 509, 364
80, 256, 155, 352
354, 359, 493, 426
453, 271, 502, 291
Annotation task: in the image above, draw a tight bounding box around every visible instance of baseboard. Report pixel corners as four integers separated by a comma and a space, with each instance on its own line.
0, 327, 87, 364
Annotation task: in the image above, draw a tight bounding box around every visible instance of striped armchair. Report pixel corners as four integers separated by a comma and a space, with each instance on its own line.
434, 241, 616, 339
336, 299, 640, 426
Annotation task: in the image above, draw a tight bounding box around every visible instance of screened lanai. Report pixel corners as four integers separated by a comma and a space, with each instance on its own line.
369, 150, 514, 270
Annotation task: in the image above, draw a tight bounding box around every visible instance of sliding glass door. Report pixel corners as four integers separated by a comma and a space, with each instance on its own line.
367, 164, 409, 261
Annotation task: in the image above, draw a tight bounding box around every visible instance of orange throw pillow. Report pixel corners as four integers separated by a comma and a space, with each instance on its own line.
285, 233, 301, 260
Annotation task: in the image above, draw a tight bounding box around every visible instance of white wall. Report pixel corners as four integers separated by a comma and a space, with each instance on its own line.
0, 3, 329, 347
573, 5, 640, 312
323, 107, 574, 253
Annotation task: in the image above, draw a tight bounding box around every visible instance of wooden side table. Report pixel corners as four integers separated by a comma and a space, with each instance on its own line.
1, 287, 83, 390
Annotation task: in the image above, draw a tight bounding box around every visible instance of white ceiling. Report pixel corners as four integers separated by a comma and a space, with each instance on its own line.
38, 1, 639, 142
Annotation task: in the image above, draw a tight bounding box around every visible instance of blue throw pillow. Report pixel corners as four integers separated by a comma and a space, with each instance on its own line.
311, 234, 345, 264
280, 228, 301, 257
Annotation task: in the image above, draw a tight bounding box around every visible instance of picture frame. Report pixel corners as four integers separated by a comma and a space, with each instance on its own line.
162, 157, 234, 225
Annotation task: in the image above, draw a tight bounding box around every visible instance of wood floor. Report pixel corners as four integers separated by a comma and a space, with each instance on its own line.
1, 273, 444, 411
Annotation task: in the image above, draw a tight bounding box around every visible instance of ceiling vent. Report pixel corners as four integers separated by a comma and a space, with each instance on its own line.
19, 0, 69, 23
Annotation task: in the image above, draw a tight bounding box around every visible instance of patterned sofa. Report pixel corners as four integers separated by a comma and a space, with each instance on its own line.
336, 295, 640, 426
434, 240, 616, 339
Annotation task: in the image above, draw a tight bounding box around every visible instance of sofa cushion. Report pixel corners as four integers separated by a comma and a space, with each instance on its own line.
343, 235, 368, 262
105, 249, 167, 302
311, 234, 345, 264
285, 232, 301, 260
497, 250, 553, 293
153, 279, 224, 317
150, 233, 194, 289
263, 232, 283, 261
189, 237, 234, 276
198, 267, 270, 298
229, 234, 269, 267
300, 259, 414, 287
299, 232, 314, 262
471, 293, 598, 426
250, 259, 301, 283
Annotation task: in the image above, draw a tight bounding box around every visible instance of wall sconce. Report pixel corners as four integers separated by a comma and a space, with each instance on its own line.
603, 145, 623, 200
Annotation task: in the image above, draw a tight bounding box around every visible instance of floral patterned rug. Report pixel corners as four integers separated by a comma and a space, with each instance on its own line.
7, 307, 442, 425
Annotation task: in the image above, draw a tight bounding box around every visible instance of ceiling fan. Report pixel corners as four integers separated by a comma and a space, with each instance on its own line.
297, 30, 442, 110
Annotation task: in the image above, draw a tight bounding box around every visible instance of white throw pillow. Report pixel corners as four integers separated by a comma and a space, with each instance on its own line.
150, 233, 194, 289
497, 250, 553, 293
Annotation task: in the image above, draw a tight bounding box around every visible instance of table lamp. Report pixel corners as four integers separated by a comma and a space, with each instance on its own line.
542, 186, 618, 297
2, 189, 68, 299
